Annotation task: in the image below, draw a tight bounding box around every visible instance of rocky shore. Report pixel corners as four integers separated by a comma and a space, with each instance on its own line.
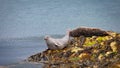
27, 27, 120, 68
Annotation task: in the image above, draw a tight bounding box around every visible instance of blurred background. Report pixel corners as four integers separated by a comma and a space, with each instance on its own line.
0, 0, 120, 39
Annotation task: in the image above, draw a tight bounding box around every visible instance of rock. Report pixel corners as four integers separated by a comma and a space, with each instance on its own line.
71, 47, 84, 53
27, 27, 120, 68
79, 53, 91, 60
110, 41, 118, 52
79, 36, 86, 47
98, 54, 105, 61
70, 27, 109, 37
105, 51, 113, 57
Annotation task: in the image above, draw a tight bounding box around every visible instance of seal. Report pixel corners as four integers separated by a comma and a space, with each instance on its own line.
44, 30, 70, 50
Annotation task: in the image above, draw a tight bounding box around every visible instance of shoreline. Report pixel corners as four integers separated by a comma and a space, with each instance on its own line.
0, 61, 43, 68
27, 27, 120, 68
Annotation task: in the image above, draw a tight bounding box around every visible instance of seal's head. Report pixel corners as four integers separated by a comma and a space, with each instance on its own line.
44, 35, 50, 40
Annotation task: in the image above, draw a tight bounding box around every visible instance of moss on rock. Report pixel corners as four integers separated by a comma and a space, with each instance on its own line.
27, 28, 120, 68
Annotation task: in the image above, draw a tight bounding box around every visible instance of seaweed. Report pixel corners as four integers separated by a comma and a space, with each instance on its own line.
27, 29, 120, 68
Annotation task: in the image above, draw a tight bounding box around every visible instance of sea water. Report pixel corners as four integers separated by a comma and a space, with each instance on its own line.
0, 37, 47, 66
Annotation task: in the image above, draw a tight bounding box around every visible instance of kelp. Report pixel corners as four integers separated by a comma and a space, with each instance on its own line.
27, 31, 120, 68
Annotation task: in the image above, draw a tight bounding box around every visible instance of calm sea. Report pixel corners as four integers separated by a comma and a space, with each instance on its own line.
0, 37, 47, 66
0, 35, 63, 67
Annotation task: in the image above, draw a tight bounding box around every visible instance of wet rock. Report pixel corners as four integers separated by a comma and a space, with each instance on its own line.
105, 51, 113, 57
79, 53, 91, 60
98, 54, 105, 61
70, 27, 109, 37
71, 47, 84, 53
110, 41, 118, 52
79, 36, 86, 47
27, 27, 120, 68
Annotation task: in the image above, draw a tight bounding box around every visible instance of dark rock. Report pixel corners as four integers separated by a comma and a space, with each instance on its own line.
70, 27, 109, 37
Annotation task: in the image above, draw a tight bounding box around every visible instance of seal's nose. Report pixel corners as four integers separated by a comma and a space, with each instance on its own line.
44, 38, 47, 40
44, 35, 49, 40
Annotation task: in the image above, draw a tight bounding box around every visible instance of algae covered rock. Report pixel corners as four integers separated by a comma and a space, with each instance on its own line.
27, 27, 120, 68
110, 41, 120, 52
78, 53, 91, 60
